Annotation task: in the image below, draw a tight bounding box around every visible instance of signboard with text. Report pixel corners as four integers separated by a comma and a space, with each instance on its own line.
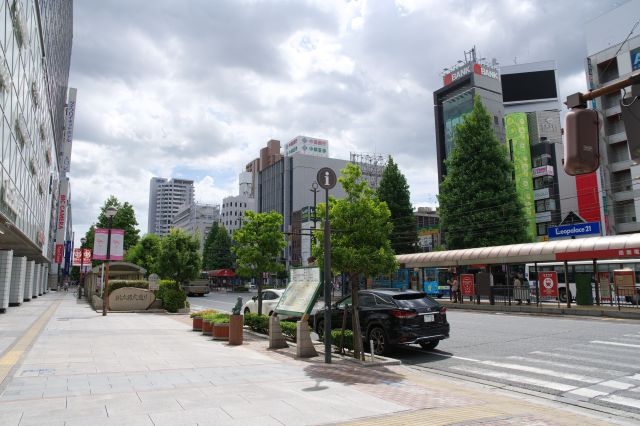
460, 274, 475, 296
539, 271, 558, 297
598, 272, 611, 300
548, 221, 600, 239
93, 228, 125, 260
275, 267, 321, 317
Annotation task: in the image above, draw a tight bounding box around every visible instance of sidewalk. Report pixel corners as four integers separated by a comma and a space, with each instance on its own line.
0, 293, 634, 425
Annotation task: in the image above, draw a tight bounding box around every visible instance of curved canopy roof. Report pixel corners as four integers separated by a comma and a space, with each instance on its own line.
397, 234, 640, 268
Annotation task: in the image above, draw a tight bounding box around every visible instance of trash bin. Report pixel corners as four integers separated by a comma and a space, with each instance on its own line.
575, 273, 593, 306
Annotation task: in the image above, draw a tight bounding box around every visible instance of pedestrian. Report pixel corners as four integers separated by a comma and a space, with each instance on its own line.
514, 273, 523, 305
447, 277, 453, 301
451, 276, 460, 303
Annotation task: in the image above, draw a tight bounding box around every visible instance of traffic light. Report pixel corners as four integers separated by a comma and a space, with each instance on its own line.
563, 107, 600, 176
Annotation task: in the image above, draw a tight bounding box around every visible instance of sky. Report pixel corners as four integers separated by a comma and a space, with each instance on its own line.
68, 0, 626, 242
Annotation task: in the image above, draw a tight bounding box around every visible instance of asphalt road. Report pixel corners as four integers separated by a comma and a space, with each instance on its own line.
191, 291, 640, 417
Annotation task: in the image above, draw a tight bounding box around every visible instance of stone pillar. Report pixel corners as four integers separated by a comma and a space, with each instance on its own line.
9, 256, 26, 306
32, 264, 41, 299
24, 260, 34, 302
0, 250, 14, 312
43, 265, 49, 293
295, 320, 318, 358
38, 265, 44, 295
268, 315, 288, 349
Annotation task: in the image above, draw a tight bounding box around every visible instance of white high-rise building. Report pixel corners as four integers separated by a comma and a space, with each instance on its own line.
172, 203, 220, 253
148, 178, 195, 236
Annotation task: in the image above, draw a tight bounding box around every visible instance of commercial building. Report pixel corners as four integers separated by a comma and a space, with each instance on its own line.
434, 48, 505, 182
501, 61, 579, 241
172, 203, 220, 253
148, 178, 195, 236
583, 0, 640, 234
244, 139, 283, 199
415, 207, 440, 251
0, 0, 73, 307
220, 194, 255, 236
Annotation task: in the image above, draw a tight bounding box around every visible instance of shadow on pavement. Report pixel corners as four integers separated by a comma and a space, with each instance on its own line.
384, 345, 454, 365
303, 362, 404, 387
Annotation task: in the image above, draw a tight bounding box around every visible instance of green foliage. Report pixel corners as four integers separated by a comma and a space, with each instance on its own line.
156, 280, 187, 313
279, 321, 297, 341
202, 223, 234, 270
125, 234, 161, 274
331, 329, 354, 350
190, 309, 218, 319
157, 228, 202, 285
243, 313, 269, 334
84, 196, 141, 267
438, 96, 530, 249
232, 211, 286, 315
203, 313, 230, 324
107, 280, 149, 292
234, 285, 249, 292
377, 157, 417, 254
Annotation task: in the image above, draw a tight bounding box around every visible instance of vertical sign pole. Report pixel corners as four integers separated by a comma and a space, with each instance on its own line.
323, 186, 331, 364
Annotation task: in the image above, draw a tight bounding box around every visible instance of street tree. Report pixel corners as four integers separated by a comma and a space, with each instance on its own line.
157, 228, 202, 285
438, 96, 529, 249
202, 222, 234, 270
125, 233, 162, 275
377, 156, 417, 254
313, 163, 397, 360
232, 211, 286, 315
83, 196, 141, 266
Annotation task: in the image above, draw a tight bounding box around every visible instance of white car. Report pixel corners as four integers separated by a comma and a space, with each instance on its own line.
242, 289, 284, 316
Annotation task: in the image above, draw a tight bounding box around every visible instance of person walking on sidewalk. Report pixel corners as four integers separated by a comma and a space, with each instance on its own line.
451, 276, 460, 303
514, 273, 529, 305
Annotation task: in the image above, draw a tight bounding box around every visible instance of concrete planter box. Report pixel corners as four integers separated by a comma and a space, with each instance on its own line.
212, 323, 229, 341
202, 319, 213, 336
192, 317, 203, 331
228, 315, 243, 345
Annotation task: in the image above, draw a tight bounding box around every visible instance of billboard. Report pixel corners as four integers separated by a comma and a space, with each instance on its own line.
93, 228, 125, 261
285, 136, 328, 157
505, 113, 536, 240
72, 248, 93, 267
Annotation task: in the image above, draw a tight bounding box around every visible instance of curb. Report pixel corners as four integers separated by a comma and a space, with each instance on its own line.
442, 302, 640, 320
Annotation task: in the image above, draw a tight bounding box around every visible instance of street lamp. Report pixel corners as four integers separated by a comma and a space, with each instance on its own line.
78, 237, 86, 300
102, 206, 117, 316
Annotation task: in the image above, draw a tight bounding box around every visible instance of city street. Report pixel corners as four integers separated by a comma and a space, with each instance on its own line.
196, 291, 640, 416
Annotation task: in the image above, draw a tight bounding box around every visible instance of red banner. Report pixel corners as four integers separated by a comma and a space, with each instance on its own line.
539, 271, 558, 297
55, 244, 64, 263
460, 274, 475, 296
72, 248, 93, 266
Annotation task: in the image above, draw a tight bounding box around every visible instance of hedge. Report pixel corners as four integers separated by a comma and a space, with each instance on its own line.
203, 313, 230, 324
156, 280, 187, 313
331, 329, 354, 351
190, 309, 218, 319
108, 280, 148, 292
279, 321, 297, 341
244, 313, 269, 334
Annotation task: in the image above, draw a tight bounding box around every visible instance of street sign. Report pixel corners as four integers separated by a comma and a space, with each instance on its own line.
316, 167, 337, 190
548, 221, 600, 239
275, 267, 321, 317
460, 274, 475, 296
148, 273, 160, 291
539, 271, 558, 297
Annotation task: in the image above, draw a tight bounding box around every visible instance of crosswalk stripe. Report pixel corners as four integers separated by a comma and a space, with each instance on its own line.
599, 380, 635, 390
449, 365, 576, 392
507, 356, 623, 376
567, 388, 608, 398
600, 395, 640, 410
590, 340, 640, 349
478, 361, 600, 384
554, 346, 639, 362
632, 374, 640, 381
531, 351, 634, 370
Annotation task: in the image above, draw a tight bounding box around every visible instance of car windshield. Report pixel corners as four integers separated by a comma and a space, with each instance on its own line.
392, 292, 439, 309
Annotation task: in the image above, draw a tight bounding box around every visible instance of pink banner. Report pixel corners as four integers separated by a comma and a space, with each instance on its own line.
93, 228, 125, 260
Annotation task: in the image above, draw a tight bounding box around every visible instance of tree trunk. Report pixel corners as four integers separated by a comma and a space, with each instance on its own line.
257, 274, 263, 315
349, 272, 363, 360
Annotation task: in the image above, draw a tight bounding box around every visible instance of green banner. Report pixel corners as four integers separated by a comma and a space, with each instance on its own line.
505, 113, 536, 240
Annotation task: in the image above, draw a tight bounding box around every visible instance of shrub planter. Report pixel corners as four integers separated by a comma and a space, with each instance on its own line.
202, 319, 213, 336
228, 314, 243, 345
212, 323, 230, 341
192, 317, 203, 331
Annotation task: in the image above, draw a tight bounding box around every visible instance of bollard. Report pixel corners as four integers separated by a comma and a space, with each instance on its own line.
369, 340, 375, 362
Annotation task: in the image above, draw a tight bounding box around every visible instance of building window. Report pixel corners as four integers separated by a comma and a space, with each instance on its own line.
535, 198, 557, 213
537, 223, 547, 236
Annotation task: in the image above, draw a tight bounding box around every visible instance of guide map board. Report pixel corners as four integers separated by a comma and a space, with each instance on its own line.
274, 267, 322, 317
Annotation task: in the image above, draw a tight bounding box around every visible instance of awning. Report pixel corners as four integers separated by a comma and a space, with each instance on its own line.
208, 269, 236, 277
397, 234, 640, 268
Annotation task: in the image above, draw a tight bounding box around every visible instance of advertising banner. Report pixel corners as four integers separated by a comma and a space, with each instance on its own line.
505, 113, 536, 241
61, 88, 77, 173
598, 272, 611, 300
72, 248, 93, 266
460, 274, 475, 296
63, 240, 72, 275
613, 269, 635, 290
93, 228, 125, 261
54, 243, 64, 263
539, 271, 558, 297
275, 267, 321, 317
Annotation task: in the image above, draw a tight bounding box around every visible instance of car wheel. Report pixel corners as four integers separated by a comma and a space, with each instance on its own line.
244, 307, 250, 315
559, 288, 571, 303
368, 326, 388, 356
315, 319, 324, 341
419, 340, 439, 350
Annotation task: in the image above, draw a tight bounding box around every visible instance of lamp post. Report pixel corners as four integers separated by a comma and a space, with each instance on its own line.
78, 237, 86, 300
102, 206, 117, 316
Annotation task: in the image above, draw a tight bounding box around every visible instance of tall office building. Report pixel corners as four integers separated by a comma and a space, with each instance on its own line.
502, 61, 579, 241
0, 0, 73, 307
584, 0, 640, 234
148, 178, 195, 236
434, 48, 504, 183
172, 203, 220, 254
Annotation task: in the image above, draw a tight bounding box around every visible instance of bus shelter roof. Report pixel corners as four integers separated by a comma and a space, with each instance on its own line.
397, 234, 640, 268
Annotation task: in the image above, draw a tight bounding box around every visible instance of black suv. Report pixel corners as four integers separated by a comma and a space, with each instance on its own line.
314, 289, 449, 355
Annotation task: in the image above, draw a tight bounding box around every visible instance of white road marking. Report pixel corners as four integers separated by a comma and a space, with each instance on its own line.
530, 351, 633, 370
449, 365, 576, 392
599, 380, 635, 390
632, 374, 640, 381
507, 356, 623, 376
590, 340, 640, 349
600, 395, 640, 410
568, 388, 608, 398
479, 361, 600, 384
